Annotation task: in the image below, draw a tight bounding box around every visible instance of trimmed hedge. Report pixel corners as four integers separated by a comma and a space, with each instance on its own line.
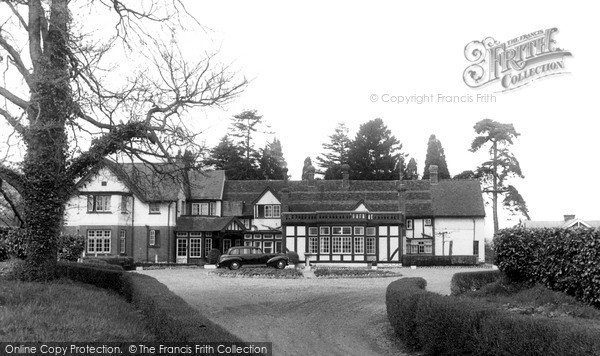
82, 256, 135, 270
495, 227, 600, 306
121, 273, 242, 342
54, 261, 241, 342
386, 278, 600, 355
402, 255, 477, 266
450, 270, 502, 295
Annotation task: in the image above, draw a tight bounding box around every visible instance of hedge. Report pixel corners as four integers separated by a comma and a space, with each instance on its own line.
450, 270, 502, 295
386, 278, 600, 355
55, 262, 241, 342
402, 255, 477, 266
494, 227, 600, 306
82, 256, 135, 270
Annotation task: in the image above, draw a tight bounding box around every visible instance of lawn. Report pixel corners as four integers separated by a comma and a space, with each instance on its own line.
0, 262, 155, 341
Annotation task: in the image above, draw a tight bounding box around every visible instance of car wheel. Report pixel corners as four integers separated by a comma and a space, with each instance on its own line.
275, 260, 286, 269
229, 261, 241, 270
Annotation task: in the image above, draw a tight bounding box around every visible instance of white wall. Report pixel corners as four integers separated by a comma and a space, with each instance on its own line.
434, 217, 485, 262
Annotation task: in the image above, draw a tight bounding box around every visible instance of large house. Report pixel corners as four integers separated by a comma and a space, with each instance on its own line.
64, 161, 486, 265
522, 215, 600, 229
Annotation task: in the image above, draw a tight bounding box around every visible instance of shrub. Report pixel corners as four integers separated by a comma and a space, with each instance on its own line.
286, 251, 300, 266
82, 256, 135, 270
386, 278, 428, 351
122, 273, 242, 342
0, 239, 9, 261
213, 268, 303, 279
206, 249, 221, 264
55, 261, 125, 293
450, 270, 502, 295
495, 227, 600, 306
3, 228, 28, 259
58, 234, 85, 261
402, 255, 477, 266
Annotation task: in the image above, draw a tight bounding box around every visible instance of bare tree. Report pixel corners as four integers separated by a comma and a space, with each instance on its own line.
0, 0, 245, 280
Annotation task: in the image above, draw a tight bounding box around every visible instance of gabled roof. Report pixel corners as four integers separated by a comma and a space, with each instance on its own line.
176, 216, 246, 232
251, 186, 281, 205
223, 178, 485, 218
187, 170, 225, 200
523, 218, 600, 229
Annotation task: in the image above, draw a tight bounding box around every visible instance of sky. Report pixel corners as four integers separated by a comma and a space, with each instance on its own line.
176, 1, 599, 237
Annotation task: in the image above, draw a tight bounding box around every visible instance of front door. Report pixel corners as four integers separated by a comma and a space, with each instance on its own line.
176, 238, 188, 264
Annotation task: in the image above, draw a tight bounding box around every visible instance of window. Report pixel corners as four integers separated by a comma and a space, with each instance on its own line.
366, 227, 377, 236
332, 227, 342, 235
275, 234, 282, 239
190, 238, 202, 257
253, 241, 262, 248
354, 226, 364, 235
406, 219, 413, 230
354, 237, 364, 254
176, 238, 187, 257
320, 227, 330, 235
101, 181, 107, 186
223, 239, 232, 252
342, 236, 352, 253
190, 232, 202, 237
87, 195, 111, 213
119, 230, 126, 254
409, 240, 432, 254
342, 227, 352, 235
264, 241, 273, 253
308, 227, 318, 236
366, 237, 376, 254
320, 236, 330, 254
244, 241, 253, 246
424, 218, 432, 226
205, 238, 213, 255
177, 232, 189, 237
264, 234, 273, 239
149, 230, 160, 246
332, 237, 342, 254
244, 234, 252, 239
206, 232, 213, 237
210, 202, 217, 216
275, 241, 282, 253
264, 204, 281, 218
149, 203, 160, 214
308, 237, 318, 253
235, 240, 242, 246
253, 234, 262, 239
191, 203, 211, 216
87, 230, 111, 254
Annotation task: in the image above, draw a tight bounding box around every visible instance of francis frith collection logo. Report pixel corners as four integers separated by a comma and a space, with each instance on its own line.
463, 28, 571, 91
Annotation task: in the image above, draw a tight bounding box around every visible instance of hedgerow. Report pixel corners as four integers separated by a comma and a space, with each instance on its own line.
386, 278, 600, 355
494, 227, 600, 306
450, 270, 502, 295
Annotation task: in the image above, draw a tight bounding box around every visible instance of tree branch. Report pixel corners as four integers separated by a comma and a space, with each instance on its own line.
0, 107, 27, 135
0, 178, 24, 228
0, 164, 25, 194
3, 1, 29, 31
0, 85, 30, 109
0, 31, 33, 88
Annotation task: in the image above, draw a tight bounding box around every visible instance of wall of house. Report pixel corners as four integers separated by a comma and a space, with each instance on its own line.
253, 191, 281, 230
433, 217, 485, 262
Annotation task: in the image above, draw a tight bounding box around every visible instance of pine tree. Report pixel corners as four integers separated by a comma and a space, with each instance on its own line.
316, 122, 351, 180
423, 134, 451, 180
347, 118, 402, 180
204, 136, 251, 180
404, 157, 419, 180
259, 138, 287, 180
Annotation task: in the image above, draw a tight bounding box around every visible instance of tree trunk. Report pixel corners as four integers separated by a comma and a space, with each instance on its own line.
19, 0, 72, 281
492, 140, 499, 235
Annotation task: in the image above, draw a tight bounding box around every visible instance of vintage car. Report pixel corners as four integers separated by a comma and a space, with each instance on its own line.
217, 246, 289, 270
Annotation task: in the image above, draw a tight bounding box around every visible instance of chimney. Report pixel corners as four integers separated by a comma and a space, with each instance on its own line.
307, 165, 315, 186
429, 165, 439, 184
564, 214, 575, 222
398, 185, 407, 214
281, 188, 290, 213
342, 164, 350, 188
282, 168, 289, 181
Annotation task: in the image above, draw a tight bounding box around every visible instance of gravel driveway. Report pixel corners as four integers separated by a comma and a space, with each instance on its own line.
139, 267, 487, 356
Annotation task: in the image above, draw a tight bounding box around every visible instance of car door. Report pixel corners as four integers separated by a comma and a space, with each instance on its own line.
253, 248, 269, 265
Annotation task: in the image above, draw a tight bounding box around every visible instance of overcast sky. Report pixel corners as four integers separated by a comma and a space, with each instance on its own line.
179, 1, 598, 235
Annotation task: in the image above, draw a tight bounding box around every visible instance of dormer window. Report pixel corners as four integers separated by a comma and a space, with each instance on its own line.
264, 205, 281, 218
191, 202, 217, 216
87, 195, 111, 213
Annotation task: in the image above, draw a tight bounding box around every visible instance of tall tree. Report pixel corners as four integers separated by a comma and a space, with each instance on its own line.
470, 119, 530, 234
259, 138, 287, 180
422, 134, 451, 179
316, 122, 351, 180
347, 118, 403, 180
301, 157, 313, 180
230, 110, 270, 165
0, 1, 245, 280
404, 157, 419, 180
204, 136, 249, 180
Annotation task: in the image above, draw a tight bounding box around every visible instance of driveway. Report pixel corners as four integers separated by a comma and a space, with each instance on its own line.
139, 267, 484, 356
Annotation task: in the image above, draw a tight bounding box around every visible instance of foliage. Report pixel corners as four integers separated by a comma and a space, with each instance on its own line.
494, 226, 600, 306
122, 273, 242, 342
386, 277, 600, 355
0, 278, 154, 341
422, 134, 450, 179
402, 255, 477, 266
57, 234, 85, 262
453, 170, 479, 179
229, 110, 271, 179
348, 118, 404, 180
470, 119, 529, 233
404, 157, 419, 180
258, 138, 288, 179
203, 135, 248, 179
286, 250, 300, 265
450, 270, 502, 295
82, 256, 135, 270
213, 267, 303, 278
0, 239, 8, 261
316, 122, 351, 179
207, 248, 222, 264
313, 268, 398, 278
2, 228, 28, 259
54, 261, 126, 292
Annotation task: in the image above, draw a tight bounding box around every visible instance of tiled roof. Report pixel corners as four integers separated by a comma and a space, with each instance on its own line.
104, 160, 182, 202
223, 178, 485, 218
176, 216, 245, 232
187, 170, 225, 200
523, 219, 600, 229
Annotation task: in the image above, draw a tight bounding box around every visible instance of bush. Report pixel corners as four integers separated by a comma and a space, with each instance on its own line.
58, 234, 85, 261
122, 273, 242, 342
450, 270, 502, 295
213, 268, 303, 279
0, 239, 9, 261
402, 255, 477, 266
206, 249, 221, 264
55, 261, 125, 293
82, 256, 135, 270
286, 251, 300, 266
386, 278, 600, 355
3, 228, 28, 259
495, 227, 600, 306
